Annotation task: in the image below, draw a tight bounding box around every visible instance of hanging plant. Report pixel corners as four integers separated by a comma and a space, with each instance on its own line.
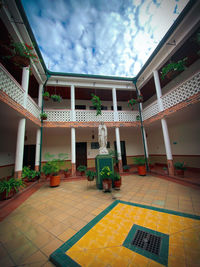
40, 112, 47, 120
137, 94, 143, 103
43, 91, 50, 101
51, 94, 62, 102
91, 93, 102, 116
161, 57, 187, 80
128, 98, 137, 110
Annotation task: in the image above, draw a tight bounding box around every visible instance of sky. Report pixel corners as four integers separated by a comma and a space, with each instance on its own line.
22, 0, 189, 77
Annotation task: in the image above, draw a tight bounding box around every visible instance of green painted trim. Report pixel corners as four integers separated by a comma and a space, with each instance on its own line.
50, 200, 200, 266
123, 224, 169, 266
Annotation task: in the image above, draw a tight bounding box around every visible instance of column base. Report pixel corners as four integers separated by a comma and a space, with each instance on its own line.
71, 163, 76, 176
35, 165, 39, 171
118, 160, 123, 173
14, 171, 22, 179
167, 160, 174, 176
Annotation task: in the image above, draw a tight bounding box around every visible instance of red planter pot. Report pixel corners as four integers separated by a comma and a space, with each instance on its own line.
0, 189, 16, 200
102, 179, 112, 191
50, 175, 60, 187
137, 165, 146, 176
11, 55, 30, 67
114, 179, 121, 189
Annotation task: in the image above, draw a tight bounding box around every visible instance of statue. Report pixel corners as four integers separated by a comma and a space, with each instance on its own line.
98, 122, 108, 154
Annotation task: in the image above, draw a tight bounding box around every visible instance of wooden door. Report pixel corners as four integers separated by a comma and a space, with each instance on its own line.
76, 142, 87, 168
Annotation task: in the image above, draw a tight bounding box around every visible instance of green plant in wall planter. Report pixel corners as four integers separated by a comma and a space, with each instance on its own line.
51, 94, 62, 102
161, 57, 187, 80
43, 91, 50, 101
0, 178, 25, 200
91, 93, 102, 116
128, 98, 137, 110
40, 112, 47, 120
136, 115, 140, 121
77, 165, 87, 175
22, 166, 40, 182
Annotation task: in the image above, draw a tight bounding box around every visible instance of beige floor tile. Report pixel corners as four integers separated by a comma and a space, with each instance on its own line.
48, 222, 69, 237
41, 239, 63, 257
58, 227, 77, 242
21, 250, 48, 265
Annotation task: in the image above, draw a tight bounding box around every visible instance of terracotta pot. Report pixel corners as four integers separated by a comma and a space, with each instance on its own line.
50, 175, 60, 187
11, 55, 30, 67
64, 172, 69, 178
175, 169, 184, 178
137, 165, 146, 176
102, 179, 112, 191
43, 96, 49, 101
114, 179, 121, 189
123, 169, 129, 173
0, 189, 16, 200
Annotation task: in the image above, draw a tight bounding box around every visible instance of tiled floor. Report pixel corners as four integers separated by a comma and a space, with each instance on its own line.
0, 174, 200, 266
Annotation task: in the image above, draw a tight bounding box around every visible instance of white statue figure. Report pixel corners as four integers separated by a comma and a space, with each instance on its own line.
98, 122, 108, 154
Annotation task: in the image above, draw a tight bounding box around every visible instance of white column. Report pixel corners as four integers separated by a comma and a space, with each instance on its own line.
38, 84, 43, 108
112, 88, 118, 121
139, 102, 149, 158
115, 127, 121, 160
153, 70, 174, 175
35, 128, 41, 168
22, 66, 30, 108
15, 118, 26, 174
71, 128, 76, 164
71, 85, 76, 121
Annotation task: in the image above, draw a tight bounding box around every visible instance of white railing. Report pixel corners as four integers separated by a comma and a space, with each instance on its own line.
45, 109, 71, 121
118, 110, 139, 121
27, 96, 41, 119
0, 63, 25, 106
162, 71, 200, 110
76, 110, 114, 122
143, 100, 159, 120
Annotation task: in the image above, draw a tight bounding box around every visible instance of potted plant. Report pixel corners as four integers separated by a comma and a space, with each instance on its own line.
113, 172, 121, 190
40, 112, 47, 120
0, 178, 25, 200
51, 94, 62, 102
85, 170, 96, 181
161, 57, 187, 80
123, 165, 130, 173
174, 162, 186, 178
91, 93, 102, 116
100, 166, 113, 192
137, 94, 143, 103
43, 91, 50, 101
77, 165, 87, 176
63, 168, 69, 178
42, 153, 68, 187
128, 98, 137, 110
133, 157, 146, 176
22, 166, 40, 182
136, 115, 140, 121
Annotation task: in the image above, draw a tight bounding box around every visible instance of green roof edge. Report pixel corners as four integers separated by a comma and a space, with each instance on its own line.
16, 0, 196, 82
136, 0, 197, 80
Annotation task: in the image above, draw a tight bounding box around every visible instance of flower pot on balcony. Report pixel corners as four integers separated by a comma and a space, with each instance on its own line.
11, 55, 30, 67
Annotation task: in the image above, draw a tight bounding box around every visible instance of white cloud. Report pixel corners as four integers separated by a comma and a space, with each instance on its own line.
22, 0, 190, 77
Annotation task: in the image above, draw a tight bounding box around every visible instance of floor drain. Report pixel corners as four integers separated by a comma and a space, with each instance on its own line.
131, 229, 161, 255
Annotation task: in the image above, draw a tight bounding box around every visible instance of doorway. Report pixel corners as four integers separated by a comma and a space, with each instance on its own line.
114, 141, 127, 166
76, 142, 87, 168
23, 145, 36, 169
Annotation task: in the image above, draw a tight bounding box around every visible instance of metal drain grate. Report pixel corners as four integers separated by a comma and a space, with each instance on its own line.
131, 230, 161, 255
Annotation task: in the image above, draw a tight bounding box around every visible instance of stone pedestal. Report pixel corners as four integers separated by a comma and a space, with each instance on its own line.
95, 154, 114, 189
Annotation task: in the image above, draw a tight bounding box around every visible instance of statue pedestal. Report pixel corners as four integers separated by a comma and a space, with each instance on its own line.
95, 154, 114, 189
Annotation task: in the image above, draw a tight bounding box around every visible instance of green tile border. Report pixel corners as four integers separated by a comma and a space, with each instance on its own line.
50, 200, 200, 266
123, 224, 169, 266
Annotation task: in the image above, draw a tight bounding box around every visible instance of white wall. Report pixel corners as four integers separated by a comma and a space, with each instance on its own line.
0, 131, 16, 166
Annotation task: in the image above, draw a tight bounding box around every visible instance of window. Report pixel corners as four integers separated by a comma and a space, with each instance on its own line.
111, 106, 122, 110
91, 142, 99, 149
75, 105, 86, 109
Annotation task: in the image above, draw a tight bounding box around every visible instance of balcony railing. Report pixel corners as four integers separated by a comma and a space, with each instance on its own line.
0, 63, 41, 119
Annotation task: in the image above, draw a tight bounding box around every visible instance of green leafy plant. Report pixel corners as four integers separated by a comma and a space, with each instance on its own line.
77, 165, 87, 173
136, 115, 140, 121
85, 170, 96, 181
22, 166, 40, 181
113, 172, 121, 181
40, 112, 47, 120
100, 166, 112, 180
161, 57, 187, 80
43, 92, 50, 98
174, 162, 186, 170
0, 178, 25, 197
123, 165, 130, 171
133, 157, 146, 166
51, 94, 62, 102
42, 153, 68, 176
128, 98, 137, 110
91, 93, 102, 116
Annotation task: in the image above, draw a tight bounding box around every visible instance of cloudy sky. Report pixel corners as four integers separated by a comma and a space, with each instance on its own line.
22, 0, 189, 77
